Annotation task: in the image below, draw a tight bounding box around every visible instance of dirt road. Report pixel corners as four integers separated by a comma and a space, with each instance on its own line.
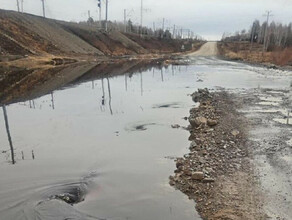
188, 42, 218, 56
172, 43, 292, 219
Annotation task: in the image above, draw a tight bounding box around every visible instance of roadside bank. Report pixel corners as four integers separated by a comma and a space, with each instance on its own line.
217, 42, 292, 70
0, 9, 204, 68
170, 89, 266, 220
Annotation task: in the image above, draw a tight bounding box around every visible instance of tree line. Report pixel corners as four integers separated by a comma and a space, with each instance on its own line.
84, 18, 203, 41
222, 20, 292, 51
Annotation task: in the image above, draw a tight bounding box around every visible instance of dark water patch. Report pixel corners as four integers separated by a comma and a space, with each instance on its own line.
130, 123, 157, 131
49, 182, 87, 205
2, 172, 102, 220
152, 102, 181, 109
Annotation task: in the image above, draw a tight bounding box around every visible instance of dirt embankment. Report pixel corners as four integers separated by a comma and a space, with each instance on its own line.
218, 42, 292, 68
170, 89, 265, 220
0, 9, 201, 67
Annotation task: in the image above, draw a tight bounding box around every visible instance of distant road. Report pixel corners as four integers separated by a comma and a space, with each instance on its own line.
188, 42, 218, 56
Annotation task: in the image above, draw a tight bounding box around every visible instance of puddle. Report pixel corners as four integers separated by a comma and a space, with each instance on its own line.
259, 96, 282, 102
241, 108, 289, 116
266, 90, 286, 95
1, 57, 292, 220
258, 101, 280, 106
273, 118, 292, 125
281, 155, 292, 163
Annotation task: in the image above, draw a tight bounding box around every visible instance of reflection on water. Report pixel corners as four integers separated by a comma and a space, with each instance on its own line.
51, 92, 55, 110
0, 59, 166, 105
107, 78, 113, 115
2, 105, 15, 164
0, 58, 291, 220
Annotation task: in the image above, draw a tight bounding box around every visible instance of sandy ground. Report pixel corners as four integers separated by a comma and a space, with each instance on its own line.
187, 42, 218, 57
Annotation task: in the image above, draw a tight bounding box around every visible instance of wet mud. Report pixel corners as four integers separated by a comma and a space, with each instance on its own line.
239, 87, 292, 219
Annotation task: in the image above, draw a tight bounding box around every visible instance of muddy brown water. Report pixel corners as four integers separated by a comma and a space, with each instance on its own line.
0, 57, 291, 220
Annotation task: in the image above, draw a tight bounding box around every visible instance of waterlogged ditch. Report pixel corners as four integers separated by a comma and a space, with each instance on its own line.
0, 57, 292, 219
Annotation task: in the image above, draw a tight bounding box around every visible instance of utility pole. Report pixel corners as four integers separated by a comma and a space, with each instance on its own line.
105, 0, 108, 32
173, 25, 176, 39
181, 28, 183, 39
88, 10, 91, 19
162, 18, 165, 31
97, 0, 102, 28
16, 0, 20, 12
140, 0, 143, 37
41, 0, 45, 17
263, 10, 272, 52
124, 9, 127, 32
21, 0, 24, 12
250, 23, 256, 51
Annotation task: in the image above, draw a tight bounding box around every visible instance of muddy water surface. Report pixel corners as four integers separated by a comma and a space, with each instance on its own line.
0, 58, 291, 220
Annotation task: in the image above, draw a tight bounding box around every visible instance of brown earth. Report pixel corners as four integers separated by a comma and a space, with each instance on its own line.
218, 41, 292, 67
169, 89, 266, 220
0, 9, 202, 68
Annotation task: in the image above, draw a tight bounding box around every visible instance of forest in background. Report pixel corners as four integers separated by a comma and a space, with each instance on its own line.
222, 20, 292, 51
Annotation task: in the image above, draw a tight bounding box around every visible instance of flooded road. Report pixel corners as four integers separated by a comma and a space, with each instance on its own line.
0, 57, 291, 220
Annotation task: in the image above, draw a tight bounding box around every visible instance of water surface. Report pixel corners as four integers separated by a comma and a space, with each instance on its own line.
0, 58, 291, 220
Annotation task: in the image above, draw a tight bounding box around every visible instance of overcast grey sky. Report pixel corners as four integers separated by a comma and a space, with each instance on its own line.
0, 0, 291, 40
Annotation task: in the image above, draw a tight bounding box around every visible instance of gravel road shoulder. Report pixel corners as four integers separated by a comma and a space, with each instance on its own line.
169, 89, 266, 220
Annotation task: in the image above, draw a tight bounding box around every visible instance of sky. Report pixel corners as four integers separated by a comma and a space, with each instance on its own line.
0, 0, 291, 40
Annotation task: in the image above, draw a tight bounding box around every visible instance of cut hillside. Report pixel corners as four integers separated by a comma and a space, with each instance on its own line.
0, 9, 199, 62
124, 33, 183, 53
0, 10, 102, 56
59, 22, 146, 56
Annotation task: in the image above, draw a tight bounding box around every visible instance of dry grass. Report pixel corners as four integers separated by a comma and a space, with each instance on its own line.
218, 42, 292, 66
272, 47, 292, 66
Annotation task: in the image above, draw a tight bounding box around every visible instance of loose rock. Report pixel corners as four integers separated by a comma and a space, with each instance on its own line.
192, 172, 204, 180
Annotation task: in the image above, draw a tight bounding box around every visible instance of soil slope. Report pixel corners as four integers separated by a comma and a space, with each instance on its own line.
0, 9, 194, 59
